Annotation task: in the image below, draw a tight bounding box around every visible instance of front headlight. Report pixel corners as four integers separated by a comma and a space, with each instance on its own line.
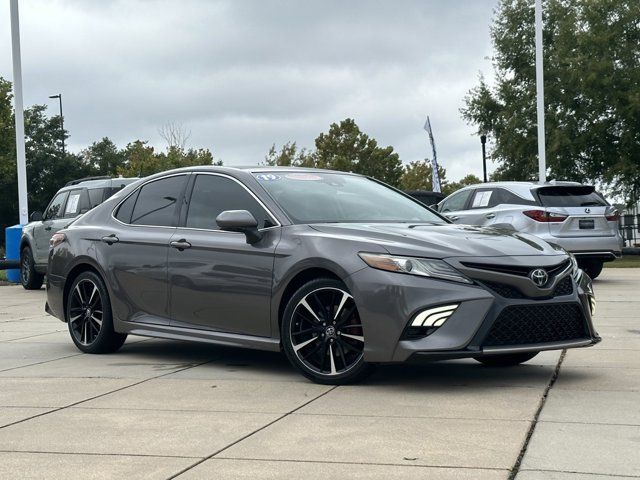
358, 253, 473, 284
568, 252, 579, 277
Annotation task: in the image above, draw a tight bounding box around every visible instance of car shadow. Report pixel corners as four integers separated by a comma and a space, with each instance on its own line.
118, 338, 565, 389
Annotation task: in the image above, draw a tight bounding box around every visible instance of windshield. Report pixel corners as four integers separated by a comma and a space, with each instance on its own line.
537, 186, 608, 207
253, 171, 445, 224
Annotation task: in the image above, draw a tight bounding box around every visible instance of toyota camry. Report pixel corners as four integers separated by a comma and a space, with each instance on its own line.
45, 167, 600, 384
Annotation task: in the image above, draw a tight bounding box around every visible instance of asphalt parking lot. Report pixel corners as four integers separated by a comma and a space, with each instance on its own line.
0, 270, 638, 479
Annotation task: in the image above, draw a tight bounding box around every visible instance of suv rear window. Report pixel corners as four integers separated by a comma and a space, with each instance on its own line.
537, 186, 607, 207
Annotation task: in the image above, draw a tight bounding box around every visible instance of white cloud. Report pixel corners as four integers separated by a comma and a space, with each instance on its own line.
0, 0, 498, 180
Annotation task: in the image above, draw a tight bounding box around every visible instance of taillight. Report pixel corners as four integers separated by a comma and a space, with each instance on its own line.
605, 210, 619, 222
50, 233, 66, 248
523, 210, 568, 222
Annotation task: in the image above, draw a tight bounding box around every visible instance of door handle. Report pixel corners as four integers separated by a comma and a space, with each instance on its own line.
101, 234, 119, 245
44, 226, 52, 231
170, 239, 191, 251
485, 213, 496, 219
447, 215, 459, 221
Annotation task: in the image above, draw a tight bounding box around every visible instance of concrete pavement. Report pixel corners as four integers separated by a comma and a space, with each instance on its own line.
0, 269, 638, 479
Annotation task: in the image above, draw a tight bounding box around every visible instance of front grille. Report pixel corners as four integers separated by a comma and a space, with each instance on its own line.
462, 259, 571, 277
482, 275, 574, 299
483, 303, 588, 346
553, 276, 573, 296
482, 281, 525, 299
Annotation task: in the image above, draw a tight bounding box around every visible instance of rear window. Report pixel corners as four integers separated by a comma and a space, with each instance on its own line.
537, 186, 607, 207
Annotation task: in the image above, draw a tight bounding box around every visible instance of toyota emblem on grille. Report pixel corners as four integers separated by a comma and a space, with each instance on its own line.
585, 207, 591, 214
530, 268, 548, 287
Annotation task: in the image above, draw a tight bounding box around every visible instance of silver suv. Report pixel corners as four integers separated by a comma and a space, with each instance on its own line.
435, 181, 622, 279
19, 176, 138, 289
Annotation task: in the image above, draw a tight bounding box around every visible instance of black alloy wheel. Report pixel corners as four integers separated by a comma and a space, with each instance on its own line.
66, 271, 127, 353
282, 278, 374, 384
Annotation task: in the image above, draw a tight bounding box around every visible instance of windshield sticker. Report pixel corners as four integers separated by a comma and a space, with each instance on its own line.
472, 190, 492, 208
285, 173, 323, 181
256, 174, 281, 181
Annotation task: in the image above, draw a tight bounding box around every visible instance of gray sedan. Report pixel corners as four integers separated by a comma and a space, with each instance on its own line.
45, 167, 600, 384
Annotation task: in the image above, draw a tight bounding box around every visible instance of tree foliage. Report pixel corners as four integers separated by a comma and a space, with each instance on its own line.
462, 0, 640, 202
399, 160, 447, 191
265, 119, 404, 187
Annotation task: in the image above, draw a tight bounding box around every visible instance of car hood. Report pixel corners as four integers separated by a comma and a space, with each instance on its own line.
309, 223, 561, 258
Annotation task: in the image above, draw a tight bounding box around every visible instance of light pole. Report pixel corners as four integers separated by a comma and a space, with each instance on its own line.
480, 134, 487, 183
49, 93, 64, 156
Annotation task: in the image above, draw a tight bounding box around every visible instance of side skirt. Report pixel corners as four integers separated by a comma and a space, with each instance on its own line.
118, 321, 281, 353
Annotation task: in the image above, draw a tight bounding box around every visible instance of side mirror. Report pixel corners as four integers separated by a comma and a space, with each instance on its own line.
216, 210, 262, 244
30, 211, 43, 222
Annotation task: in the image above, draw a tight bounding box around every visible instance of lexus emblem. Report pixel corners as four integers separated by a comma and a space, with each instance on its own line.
585, 208, 591, 214
530, 268, 548, 287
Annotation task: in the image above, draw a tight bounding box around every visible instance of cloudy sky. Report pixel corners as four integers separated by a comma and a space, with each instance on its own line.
1, 0, 498, 181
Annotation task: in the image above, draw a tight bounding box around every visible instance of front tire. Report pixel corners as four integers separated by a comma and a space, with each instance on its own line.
474, 352, 538, 367
66, 271, 127, 354
578, 259, 603, 280
20, 246, 44, 290
281, 278, 374, 385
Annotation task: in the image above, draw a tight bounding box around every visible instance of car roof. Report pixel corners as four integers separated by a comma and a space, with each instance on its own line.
58, 177, 139, 192
455, 180, 586, 200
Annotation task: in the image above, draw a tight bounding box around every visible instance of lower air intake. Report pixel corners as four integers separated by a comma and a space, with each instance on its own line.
483, 303, 588, 347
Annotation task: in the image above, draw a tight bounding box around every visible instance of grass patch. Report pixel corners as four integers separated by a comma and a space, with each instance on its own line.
0, 270, 7, 281
605, 256, 640, 268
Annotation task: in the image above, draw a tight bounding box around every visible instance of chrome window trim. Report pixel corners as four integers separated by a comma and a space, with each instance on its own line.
110, 172, 189, 229
111, 171, 282, 232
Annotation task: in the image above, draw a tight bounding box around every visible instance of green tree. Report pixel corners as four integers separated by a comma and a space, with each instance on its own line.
264, 142, 313, 167
117, 142, 219, 178
81, 137, 126, 176
442, 174, 482, 196
313, 119, 403, 187
462, 0, 640, 202
399, 159, 448, 191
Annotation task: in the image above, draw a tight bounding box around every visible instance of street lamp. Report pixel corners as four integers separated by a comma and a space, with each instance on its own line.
480, 134, 487, 183
48, 93, 64, 156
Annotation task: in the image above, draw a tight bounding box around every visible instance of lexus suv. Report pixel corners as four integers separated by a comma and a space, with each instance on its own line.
45, 167, 599, 384
20, 176, 137, 289
435, 182, 622, 279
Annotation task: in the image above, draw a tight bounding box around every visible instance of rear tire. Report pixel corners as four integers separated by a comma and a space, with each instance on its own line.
20, 246, 44, 290
474, 352, 538, 367
281, 278, 374, 385
66, 271, 127, 354
578, 259, 603, 280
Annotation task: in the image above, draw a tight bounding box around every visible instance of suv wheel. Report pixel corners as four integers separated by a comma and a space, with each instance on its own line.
578, 259, 603, 280
20, 246, 44, 290
281, 278, 374, 384
66, 271, 127, 353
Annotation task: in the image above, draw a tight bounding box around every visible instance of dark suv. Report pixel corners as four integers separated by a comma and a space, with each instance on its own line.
19, 176, 138, 289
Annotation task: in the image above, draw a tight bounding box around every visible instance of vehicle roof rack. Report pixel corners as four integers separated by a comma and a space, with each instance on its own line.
64, 176, 112, 186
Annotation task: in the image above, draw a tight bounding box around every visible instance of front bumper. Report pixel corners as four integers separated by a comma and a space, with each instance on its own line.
345, 266, 599, 364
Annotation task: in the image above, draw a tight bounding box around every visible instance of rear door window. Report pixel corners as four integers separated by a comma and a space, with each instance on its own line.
537, 186, 607, 207
130, 175, 187, 226
469, 189, 496, 209
63, 189, 83, 217
494, 188, 537, 207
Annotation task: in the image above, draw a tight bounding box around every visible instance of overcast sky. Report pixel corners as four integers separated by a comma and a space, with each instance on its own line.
1, 0, 498, 181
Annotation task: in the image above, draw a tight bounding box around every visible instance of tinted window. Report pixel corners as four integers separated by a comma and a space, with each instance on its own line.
469, 189, 496, 209
440, 190, 472, 213
495, 188, 537, 206
45, 192, 69, 220
187, 175, 271, 230
537, 186, 607, 207
130, 175, 186, 226
254, 172, 444, 224
88, 188, 105, 208
115, 190, 139, 224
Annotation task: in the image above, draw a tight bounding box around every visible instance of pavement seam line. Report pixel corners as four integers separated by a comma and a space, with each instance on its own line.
520, 467, 640, 478
0, 356, 222, 431
508, 349, 567, 480
166, 385, 340, 480
0, 449, 200, 459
